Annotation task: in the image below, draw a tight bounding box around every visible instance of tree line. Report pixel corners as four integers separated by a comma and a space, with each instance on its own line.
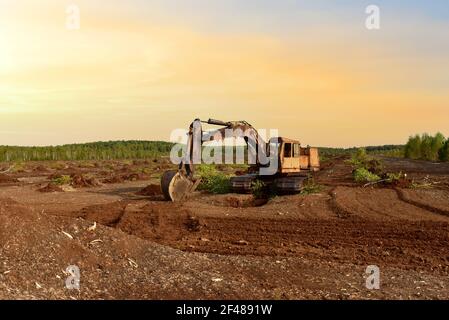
2, 138, 444, 163
0, 141, 174, 162
318, 145, 404, 158
404, 133, 449, 162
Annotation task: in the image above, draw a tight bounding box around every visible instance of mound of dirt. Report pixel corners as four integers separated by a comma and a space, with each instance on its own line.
136, 184, 161, 196
38, 183, 64, 193
102, 175, 125, 184
102, 172, 150, 184
70, 174, 102, 188
33, 165, 50, 173
78, 201, 128, 226
226, 196, 268, 207
389, 177, 413, 188
0, 174, 19, 183
0, 197, 231, 300
116, 203, 201, 241
47, 172, 76, 180
121, 173, 150, 181
200, 194, 268, 208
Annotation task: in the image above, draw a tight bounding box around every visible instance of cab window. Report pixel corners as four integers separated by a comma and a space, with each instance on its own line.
293, 144, 300, 157
284, 143, 292, 157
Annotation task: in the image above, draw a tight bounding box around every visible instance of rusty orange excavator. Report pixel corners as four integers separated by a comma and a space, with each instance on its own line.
161, 118, 320, 202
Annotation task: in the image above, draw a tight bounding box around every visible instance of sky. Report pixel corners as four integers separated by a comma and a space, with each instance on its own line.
0, 0, 448, 147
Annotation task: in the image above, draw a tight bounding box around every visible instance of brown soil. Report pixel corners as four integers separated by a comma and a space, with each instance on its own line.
0, 174, 19, 183
33, 165, 50, 172
102, 175, 125, 184
331, 186, 449, 222
115, 203, 200, 241
38, 183, 64, 193
202, 194, 268, 208
0, 157, 449, 299
121, 172, 150, 181
71, 174, 101, 188
78, 201, 129, 226
396, 188, 449, 216
102, 172, 150, 184
136, 184, 161, 196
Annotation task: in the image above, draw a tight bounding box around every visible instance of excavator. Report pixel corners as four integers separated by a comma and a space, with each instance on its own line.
161, 118, 320, 202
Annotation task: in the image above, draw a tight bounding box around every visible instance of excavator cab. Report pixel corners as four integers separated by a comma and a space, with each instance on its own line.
270, 137, 320, 174
283, 140, 320, 172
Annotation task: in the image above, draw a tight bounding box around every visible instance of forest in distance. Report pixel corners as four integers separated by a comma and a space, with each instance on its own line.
0, 140, 405, 162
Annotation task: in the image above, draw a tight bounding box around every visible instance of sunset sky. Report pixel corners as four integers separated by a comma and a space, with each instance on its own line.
0, 0, 448, 147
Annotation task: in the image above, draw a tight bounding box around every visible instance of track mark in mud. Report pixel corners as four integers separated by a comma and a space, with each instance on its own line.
175, 216, 449, 273
331, 186, 449, 222
328, 187, 351, 219
394, 188, 449, 217
81, 200, 449, 274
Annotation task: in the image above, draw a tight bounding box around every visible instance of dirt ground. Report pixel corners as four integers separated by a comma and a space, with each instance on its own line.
0, 157, 448, 300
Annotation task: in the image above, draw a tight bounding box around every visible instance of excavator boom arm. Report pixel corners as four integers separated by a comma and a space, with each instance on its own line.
162, 118, 266, 202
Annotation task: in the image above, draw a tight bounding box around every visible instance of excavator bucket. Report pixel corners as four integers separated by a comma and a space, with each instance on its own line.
161, 170, 199, 202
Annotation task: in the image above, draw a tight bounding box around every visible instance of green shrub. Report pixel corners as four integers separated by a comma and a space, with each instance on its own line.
404, 134, 422, 159
366, 158, 384, 175
251, 180, 266, 199
135, 167, 152, 174
431, 133, 445, 160
405, 133, 446, 161
52, 175, 72, 185
439, 139, 449, 162
301, 179, 323, 195
78, 161, 96, 168
10, 162, 26, 173
196, 164, 231, 194
385, 171, 404, 183
348, 148, 369, 167
353, 168, 381, 183
48, 162, 66, 170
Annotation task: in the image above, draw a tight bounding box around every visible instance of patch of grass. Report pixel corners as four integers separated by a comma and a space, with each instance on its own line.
122, 160, 133, 166
151, 172, 163, 179
301, 178, 323, 195
385, 171, 404, 183
229, 163, 249, 170
78, 161, 96, 168
409, 176, 434, 189
52, 175, 72, 185
10, 162, 26, 173
353, 168, 381, 183
251, 180, 266, 199
347, 148, 369, 167
410, 182, 433, 189
135, 167, 153, 175
48, 162, 67, 170
104, 163, 116, 170
196, 164, 231, 194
